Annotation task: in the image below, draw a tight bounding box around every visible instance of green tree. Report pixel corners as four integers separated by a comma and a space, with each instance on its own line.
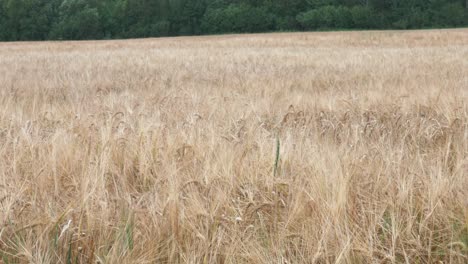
297, 5, 352, 30
0, 0, 59, 40
1, 0, 468, 41
169, 0, 207, 35
201, 3, 274, 33
49, 0, 102, 40
436, 2, 466, 26
350, 5, 375, 28
0, 1, 6, 39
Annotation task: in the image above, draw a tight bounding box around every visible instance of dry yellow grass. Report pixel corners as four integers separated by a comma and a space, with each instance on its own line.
0, 29, 467, 263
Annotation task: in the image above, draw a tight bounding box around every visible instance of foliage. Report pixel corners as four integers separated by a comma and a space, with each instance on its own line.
49, 0, 102, 40
0, 0, 467, 40
297, 5, 352, 29
201, 3, 274, 33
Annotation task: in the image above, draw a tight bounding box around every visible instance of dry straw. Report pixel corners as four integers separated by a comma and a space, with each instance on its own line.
0, 29, 467, 263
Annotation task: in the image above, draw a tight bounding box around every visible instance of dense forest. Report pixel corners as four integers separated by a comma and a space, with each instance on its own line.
0, 0, 467, 41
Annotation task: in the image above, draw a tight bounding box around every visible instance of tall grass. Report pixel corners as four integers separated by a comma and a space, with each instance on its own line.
0, 29, 467, 263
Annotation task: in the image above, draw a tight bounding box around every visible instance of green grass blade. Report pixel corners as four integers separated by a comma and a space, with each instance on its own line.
273, 137, 280, 177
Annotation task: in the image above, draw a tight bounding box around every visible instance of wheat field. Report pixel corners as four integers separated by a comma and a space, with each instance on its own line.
0, 29, 467, 263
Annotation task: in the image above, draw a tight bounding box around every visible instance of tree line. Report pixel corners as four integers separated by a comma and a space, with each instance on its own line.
1, 0, 467, 41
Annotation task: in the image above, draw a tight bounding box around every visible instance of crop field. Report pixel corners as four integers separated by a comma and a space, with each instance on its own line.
0, 29, 467, 263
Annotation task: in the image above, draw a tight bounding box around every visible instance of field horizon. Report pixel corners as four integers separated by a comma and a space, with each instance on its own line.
0, 29, 467, 263
2, 27, 468, 44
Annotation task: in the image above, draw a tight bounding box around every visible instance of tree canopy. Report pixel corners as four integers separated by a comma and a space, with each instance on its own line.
0, 0, 467, 41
